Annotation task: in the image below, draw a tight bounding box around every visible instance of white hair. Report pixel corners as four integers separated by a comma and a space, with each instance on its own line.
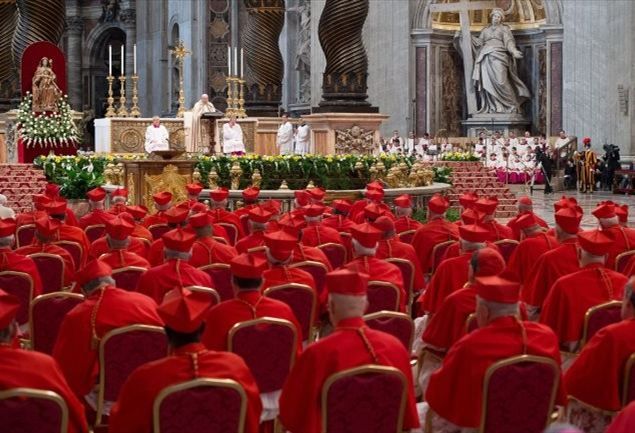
459, 239, 485, 251
201, 94, 209, 99
249, 220, 267, 233
329, 293, 368, 320
395, 207, 412, 217
152, 115, 160, 121
599, 216, 619, 228
0, 194, 7, 205
304, 216, 321, 224
476, 295, 519, 319
0, 235, 13, 248
107, 235, 130, 250
352, 238, 377, 256
518, 203, 532, 213
112, 196, 126, 204
265, 247, 292, 266
164, 248, 191, 261
579, 249, 605, 266
555, 224, 576, 240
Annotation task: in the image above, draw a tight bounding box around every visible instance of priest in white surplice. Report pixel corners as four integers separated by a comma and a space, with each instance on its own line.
294, 120, 310, 155
190, 94, 216, 152
222, 115, 245, 155
144, 116, 169, 153
276, 114, 294, 155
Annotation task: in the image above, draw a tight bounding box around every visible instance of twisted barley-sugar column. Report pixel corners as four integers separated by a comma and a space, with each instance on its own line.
0, 2, 17, 83
318, 0, 374, 111
242, 0, 285, 117
11, 0, 65, 71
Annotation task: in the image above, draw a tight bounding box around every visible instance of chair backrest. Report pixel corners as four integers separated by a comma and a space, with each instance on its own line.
53, 240, 83, 270
0, 387, 69, 433
465, 312, 479, 334
199, 264, 233, 301
289, 260, 329, 298
228, 317, 297, 393
317, 243, 347, 269
493, 239, 520, 263
213, 236, 229, 245
397, 230, 416, 244
148, 224, 170, 240
16, 224, 35, 249
28, 253, 65, 293
616, 250, 635, 273
363, 311, 413, 351
322, 365, 407, 433
0, 271, 33, 325
622, 353, 635, 407
217, 223, 238, 246
85, 224, 106, 243
431, 240, 456, 272
97, 325, 168, 425
385, 257, 415, 298
480, 355, 560, 433
111, 266, 147, 291
581, 301, 623, 347
153, 378, 247, 433
366, 281, 401, 315
239, 214, 250, 236
264, 283, 316, 342
134, 236, 152, 249
184, 286, 221, 306
29, 292, 84, 355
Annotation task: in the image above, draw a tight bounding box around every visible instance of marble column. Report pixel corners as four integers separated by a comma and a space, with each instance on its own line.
315, 0, 376, 113
65, 16, 83, 110
121, 8, 137, 109
242, 0, 285, 117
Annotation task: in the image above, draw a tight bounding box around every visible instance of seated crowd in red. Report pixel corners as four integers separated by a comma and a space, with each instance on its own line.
1, 180, 635, 433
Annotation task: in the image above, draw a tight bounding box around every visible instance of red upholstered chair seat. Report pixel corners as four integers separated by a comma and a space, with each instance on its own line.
616, 250, 635, 274
28, 254, 65, 293
239, 214, 250, 236
583, 301, 623, 347
318, 243, 347, 269
386, 258, 415, 297
30, 293, 84, 355
0, 272, 33, 325
323, 366, 407, 433
85, 225, 106, 243
155, 380, 246, 433
493, 239, 520, 263
264, 283, 316, 342
398, 230, 416, 244
54, 241, 83, 270
0, 388, 68, 433
290, 261, 328, 299
431, 241, 456, 272
96, 325, 168, 425
363, 312, 413, 351
217, 223, 238, 246
199, 264, 233, 301
623, 353, 635, 406
16, 224, 35, 249
148, 224, 170, 241
481, 356, 559, 433
111, 266, 146, 291
228, 318, 297, 393
366, 281, 400, 314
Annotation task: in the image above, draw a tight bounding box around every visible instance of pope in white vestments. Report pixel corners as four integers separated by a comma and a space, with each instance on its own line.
190, 94, 216, 152
223, 117, 245, 155
144, 117, 169, 153
276, 114, 294, 155
295, 122, 310, 155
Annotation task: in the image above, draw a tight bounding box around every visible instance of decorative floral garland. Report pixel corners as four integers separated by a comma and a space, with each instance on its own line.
16, 93, 80, 148
441, 151, 480, 162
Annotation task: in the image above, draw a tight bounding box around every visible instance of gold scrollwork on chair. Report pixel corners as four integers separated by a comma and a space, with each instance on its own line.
144, 165, 189, 211
118, 129, 143, 153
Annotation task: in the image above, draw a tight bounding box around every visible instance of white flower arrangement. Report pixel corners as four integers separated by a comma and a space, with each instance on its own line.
15, 93, 81, 149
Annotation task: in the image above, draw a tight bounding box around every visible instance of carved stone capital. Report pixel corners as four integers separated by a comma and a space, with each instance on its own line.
120, 8, 136, 25
244, 0, 285, 11
66, 16, 84, 34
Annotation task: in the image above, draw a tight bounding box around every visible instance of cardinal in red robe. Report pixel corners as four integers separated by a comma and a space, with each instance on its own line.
592, 201, 635, 270
43, 199, 90, 267
506, 196, 548, 240
235, 207, 273, 253
300, 204, 343, 247
0, 290, 88, 433
279, 269, 419, 433
540, 229, 627, 349
208, 187, 245, 243
187, 212, 237, 268
425, 275, 565, 431
393, 194, 422, 237
0, 218, 43, 297
53, 261, 162, 404
473, 196, 513, 240
606, 401, 635, 433
89, 213, 149, 259
411, 194, 459, 274
109, 287, 262, 433
107, 188, 128, 215
43, 183, 79, 226
78, 187, 115, 229
142, 191, 172, 229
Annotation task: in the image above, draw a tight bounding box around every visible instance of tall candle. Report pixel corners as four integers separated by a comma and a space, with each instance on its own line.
108, 45, 112, 76
240, 48, 244, 78
133, 44, 137, 75
227, 46, 232, 76
120, 45, 124, 76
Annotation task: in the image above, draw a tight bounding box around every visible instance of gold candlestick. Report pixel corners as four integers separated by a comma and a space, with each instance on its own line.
170, 40, 191, 118
117, 75, 129, 117
105, 75, 116, 118
238, 78, 246, 118
226, 76, 235, 117
130, 74, 141, 118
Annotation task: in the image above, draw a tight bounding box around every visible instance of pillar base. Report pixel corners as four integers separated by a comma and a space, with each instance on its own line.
302, 112, 389, 155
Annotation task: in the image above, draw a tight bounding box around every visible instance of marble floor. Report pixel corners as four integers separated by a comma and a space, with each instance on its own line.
505, 185, 635, 229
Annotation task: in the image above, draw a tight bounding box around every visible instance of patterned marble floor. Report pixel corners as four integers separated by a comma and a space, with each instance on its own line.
505, 185, 635, 228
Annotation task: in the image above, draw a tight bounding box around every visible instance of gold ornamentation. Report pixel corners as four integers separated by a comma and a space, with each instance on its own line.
334, 125, 375, 155
192, 167, 202, 183
144, 164, 189, 211
127, 172, 135, 204
209, 17, 230, 39
207, 169, 219, 189
117, 75, 129, 117
111, 119, 184, 153
170, 41, 191, 118
306, 180, 315, 189
105, 75, 116, 118
251, 169, 262, 188
230, 161, 243, 190
130, 74, 141, 117
104, 163, 115, 185
32, 57, 62, 112
278, 180, 289, 190
210, 71, 228, 93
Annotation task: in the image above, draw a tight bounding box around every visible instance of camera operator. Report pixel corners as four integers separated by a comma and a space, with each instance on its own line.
603, 143, 621, 190
535, 146, 554, 194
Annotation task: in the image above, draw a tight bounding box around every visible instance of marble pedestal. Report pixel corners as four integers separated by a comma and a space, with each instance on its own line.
302, 113, 390, 155
462, 114, 531, 137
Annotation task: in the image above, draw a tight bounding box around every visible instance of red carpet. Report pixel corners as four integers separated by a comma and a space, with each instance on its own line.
0, 164, 47, 213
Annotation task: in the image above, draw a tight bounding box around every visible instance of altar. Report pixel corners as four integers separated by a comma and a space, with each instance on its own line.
95, 117, 187, 153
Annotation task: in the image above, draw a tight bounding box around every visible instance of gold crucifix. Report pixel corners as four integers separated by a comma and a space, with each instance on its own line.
170, 40, 191, 118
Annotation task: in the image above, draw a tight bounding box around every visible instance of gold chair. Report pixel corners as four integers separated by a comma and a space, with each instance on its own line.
29, 292, 84, 354
0, 271, 33, 327
363, 311, 414, 351
111, 266, 147, 291
430, 240, 457, 273
317, 243, 348, 269
615, 250, 635, 274
0, 387, 69, 433
493, 239, 520, 263
53, 240, 84, 269
385, 257, 415, 314
184, 285, 221, 305
367, 281, 401, 314
28, 253, 66, 292
264, 283, 317, 342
